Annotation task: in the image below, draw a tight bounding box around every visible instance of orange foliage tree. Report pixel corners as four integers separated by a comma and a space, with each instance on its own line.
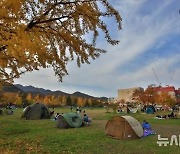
133, 87, 157, 104
0, 0, 122, 84
0, 85, 5, 103
144, 87, 157, 104
155, 92, 176, 106
14, 93, 22, 106
26, 93, 34, 104
133, 89, 146, 104
77, 97, 84, 107
50, 95, 59, 107
88, 98, 92, 106
43, 95, 51, 106
34, 94, 41, 103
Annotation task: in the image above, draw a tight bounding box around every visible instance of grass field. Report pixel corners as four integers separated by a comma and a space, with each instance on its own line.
0, 107, 180, 154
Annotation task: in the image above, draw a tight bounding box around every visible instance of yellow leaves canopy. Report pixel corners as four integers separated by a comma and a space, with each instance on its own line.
0, 0, 122, 83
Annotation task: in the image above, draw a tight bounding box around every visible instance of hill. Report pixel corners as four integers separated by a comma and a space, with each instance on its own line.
14, 84, 108, 101
71, 91, 94, 98
15, 84, 69, 96
2, 83, 22, 93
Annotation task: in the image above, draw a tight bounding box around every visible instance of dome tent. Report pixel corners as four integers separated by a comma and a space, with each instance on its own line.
56, 112, 83, 128
105, 116, 143, 139
146, 106, 155, 114
21, 103, 51, 120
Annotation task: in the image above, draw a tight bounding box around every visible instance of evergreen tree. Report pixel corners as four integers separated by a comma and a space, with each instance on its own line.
66, 95, 72, 106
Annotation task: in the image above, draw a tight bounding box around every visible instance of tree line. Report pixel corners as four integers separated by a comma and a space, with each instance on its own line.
0, 92, 106, 108
132, 87, 177, 106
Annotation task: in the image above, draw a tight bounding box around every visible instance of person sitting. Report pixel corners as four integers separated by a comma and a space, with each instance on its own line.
155, 115, 167, 119
83, 114, 91, 126
168, 112, 176, 118
162, 115, 167, 119
79, 107, 82, 113
143, 121, 151, 130
76, 107, 80, 113
54, 113, 60, 120
142, 120, 155, 137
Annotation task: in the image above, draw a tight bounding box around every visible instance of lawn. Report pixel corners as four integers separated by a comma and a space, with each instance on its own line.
0, 107, 180, 154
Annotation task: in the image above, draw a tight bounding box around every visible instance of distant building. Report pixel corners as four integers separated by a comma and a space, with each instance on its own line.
118, 87, 144, 102
175, 88, 180, 104
118, 85, 180, 104
152, 86, 180, 104
152, 86, 176, 98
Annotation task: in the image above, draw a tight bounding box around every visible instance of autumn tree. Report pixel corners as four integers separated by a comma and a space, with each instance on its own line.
14, 93, 22, 107
119, 99, 125, 105
133, 87, 157, 104
26, 93, 34, 104
19, 92, 28, 107
50, 95, 61, 107
56, 95, 67, 106
0, 84, 4, 103
84, 98, 89, 107
34, 94, 41, 102
85, 98, 92, 107
43, 95, 50, 106
0, 0, 122, 84
96, 99, 103, 107
77, 97, 84, 107
155, 92, 176, 107
165, 95, 176, 106
110, 103, 118, 113
88, 98, 92, 106
144, 87, 156, 104
133, 89, 146, 104
70, 96, 77, 106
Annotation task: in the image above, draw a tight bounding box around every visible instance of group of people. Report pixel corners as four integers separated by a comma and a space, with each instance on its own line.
50, 107, 91, 126
4, 103, 15, 115
75, 106, 91, 125
155, 111, 177, 119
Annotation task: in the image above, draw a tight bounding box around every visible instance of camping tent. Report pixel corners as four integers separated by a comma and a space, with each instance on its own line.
56, 112, 83, 128
21, 103, 51, 120
105, 116, 143, 139
146, 106, 155, 114
129, 108, 138, 113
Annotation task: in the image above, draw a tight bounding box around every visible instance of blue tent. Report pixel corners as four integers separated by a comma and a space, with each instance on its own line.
146, 106, 155, 114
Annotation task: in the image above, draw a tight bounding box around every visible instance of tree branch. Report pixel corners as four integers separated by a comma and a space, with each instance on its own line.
36, 15, 71, 24
25, 0, 99, 31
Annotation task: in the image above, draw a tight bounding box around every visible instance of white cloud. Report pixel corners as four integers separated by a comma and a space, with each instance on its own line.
15, 0, 180, 97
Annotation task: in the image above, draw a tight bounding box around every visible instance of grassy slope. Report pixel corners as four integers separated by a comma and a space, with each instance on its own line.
0, 108, 180, 154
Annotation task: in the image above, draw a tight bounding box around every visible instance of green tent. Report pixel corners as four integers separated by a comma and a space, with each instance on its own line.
21, 103, 51, 120
56, 112, 83, 128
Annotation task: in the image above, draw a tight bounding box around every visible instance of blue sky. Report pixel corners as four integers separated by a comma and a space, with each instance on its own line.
15, 0, 180, 97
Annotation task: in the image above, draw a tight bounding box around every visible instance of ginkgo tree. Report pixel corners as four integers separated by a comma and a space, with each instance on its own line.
0, 0, 122, 84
